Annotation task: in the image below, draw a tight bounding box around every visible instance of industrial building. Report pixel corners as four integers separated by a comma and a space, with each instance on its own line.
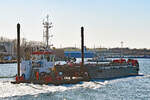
0, 42, 14, 56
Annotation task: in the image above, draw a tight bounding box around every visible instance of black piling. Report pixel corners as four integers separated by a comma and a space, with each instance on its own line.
81, 27, 84, 67
17, 23, 20, 76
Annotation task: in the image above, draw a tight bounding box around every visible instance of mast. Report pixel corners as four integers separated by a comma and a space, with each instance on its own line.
17, 23, 20, 77
43, 15, 53, 49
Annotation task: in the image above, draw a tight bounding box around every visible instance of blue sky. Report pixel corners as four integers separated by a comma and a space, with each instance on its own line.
0, 0, 150, 48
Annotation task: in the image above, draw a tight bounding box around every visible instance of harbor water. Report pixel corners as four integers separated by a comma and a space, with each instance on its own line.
0, 59, 150, 100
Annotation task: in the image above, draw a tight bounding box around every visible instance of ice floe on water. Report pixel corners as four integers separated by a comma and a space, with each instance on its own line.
0, 74, 148, 98
0, 60, 150, 99
0, 80, 107, 98
0, 72, 149, 98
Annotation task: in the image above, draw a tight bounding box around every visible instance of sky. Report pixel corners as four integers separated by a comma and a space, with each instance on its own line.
0, 0, 150, 48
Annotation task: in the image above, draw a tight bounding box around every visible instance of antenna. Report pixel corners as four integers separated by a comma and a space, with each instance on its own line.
43, 14, 53, 49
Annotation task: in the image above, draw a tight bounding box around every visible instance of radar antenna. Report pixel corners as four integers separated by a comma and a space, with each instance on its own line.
43, 15, 53, 49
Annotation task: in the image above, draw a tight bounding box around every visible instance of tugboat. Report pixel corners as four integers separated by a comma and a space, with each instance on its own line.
11, 16, 139, 85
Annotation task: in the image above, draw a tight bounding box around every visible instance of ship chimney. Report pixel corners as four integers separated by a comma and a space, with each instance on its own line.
81, 27, 84, 67
17, 23, 20, 77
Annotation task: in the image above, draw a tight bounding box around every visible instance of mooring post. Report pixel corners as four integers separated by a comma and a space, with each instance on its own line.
17, 23, 20, 77
81, 27, 84, 67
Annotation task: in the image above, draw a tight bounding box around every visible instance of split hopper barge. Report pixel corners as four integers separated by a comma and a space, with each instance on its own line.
11, 23, 139, 85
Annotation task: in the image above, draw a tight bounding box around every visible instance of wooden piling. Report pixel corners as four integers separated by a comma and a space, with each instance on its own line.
81, 27, 84, 67
17, 23, 20, 76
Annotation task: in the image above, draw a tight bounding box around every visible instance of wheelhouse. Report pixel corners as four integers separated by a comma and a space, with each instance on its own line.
32, 51, 55, 62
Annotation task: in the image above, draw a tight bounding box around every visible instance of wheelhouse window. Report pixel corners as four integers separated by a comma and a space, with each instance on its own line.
31, 51, 55, 62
